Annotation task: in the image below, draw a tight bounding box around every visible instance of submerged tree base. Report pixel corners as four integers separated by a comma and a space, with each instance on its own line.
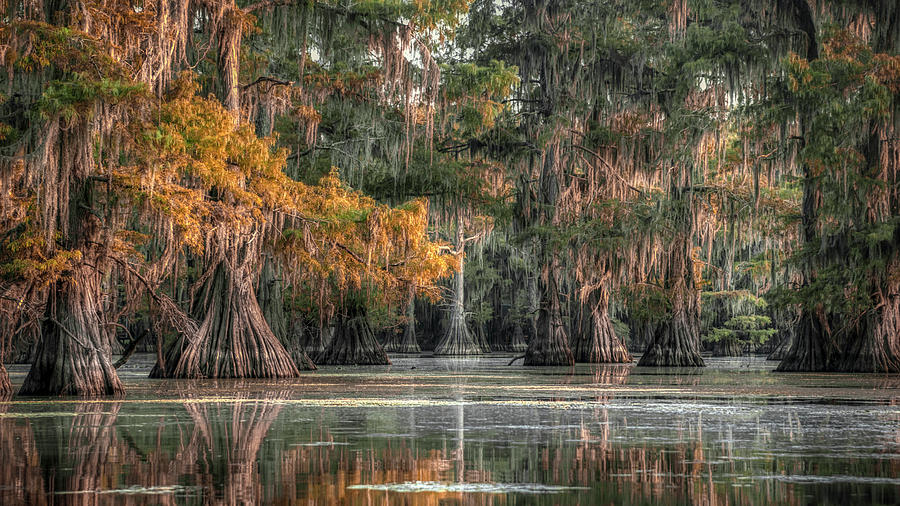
167, 239, 304, 379
319, 309, 390, 365
637, 315, 705, 367
775, 311, 830, 372
20, 270, 125, 396
572, 289, 631, 364
525, 308, 574, 366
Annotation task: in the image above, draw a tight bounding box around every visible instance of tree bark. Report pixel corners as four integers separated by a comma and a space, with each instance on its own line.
834, 277, 900, 373
319, 303, 390, 365
572, 285, 631, 363
638, 230, 704, 367
712, 339, 743, 357
525, 256, 574, 366
163, 233, 308, 378
20, 181, 124, 396
776, 309, 831, 371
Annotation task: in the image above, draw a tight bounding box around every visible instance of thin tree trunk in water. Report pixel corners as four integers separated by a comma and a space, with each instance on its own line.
164, 233, 308, 378
385, 290, 421, 353
572, 285, 631, 363
20, 181, 124, 396
319, 303, 390, 365
434, 238, 482, 355
638, 231, 704, 367
0, 363, 10, 398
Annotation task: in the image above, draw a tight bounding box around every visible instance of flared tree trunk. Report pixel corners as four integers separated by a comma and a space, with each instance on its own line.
777, 150, 832, 371
319, 303, 390, 365
638, 231, 704, 367
834, 277, 900, 373
776, 309, 832, 371
303, 324, 328, 357
712, 339, 743, 357
384, 291, 421, 353
767, 310, 796, 360
20, 180, 124, 396
434, 248, 483, 355
163, 233, 308, 378
572, 286, 631, 363
473, 324, 492, 354
525, 256, 574, 366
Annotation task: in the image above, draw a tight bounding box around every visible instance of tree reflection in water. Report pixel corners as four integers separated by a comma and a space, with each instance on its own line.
0, 387, 898, 505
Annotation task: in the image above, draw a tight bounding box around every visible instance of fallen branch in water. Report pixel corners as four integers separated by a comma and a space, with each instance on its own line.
507, 354, 525, 366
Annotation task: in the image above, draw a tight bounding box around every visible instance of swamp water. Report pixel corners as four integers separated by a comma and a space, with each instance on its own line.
1, 354, 899, 505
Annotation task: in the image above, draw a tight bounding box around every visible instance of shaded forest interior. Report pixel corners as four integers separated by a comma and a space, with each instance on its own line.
0, 0, 899, 396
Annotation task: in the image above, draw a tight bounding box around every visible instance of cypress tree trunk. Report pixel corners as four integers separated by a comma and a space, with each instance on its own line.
20, 180, 124, 396
712, 339, 743, 357
319, 303, 390, 365
525, 256, 574, 366
0, 363, 10, 398
165, 233, 307, 378
572, 286, 631, 363
777, 154, 831, 371
775, 6, 830, 372
638, 231, 704, 367
434, 243, 482, 355
767, 310, 796, 360
834, 275, 900, 373
257, 257, 287, 343
473, 323, 492, 354
304, 324, 328, 357
384, 291, 421, 353
525, 146, 574, 366
256, 257, 314, 370
776, 310, 831, 371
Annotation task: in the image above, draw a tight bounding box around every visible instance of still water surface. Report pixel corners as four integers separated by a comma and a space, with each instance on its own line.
1, 355, 899, 504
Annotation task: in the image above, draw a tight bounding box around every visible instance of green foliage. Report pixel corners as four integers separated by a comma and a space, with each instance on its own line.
39, 76, 146, 120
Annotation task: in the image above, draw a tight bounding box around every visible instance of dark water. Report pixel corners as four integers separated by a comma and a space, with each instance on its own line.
1, 355, 899, 505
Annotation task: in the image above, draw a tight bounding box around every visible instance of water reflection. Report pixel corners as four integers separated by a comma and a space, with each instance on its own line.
2, 358, 900, 505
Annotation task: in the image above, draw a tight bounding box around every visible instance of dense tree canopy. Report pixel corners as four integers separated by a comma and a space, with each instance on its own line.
0, 0, 897, 396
